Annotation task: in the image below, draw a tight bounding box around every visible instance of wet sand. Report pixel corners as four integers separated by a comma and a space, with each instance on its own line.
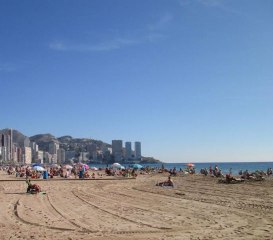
0, 171, 273, 240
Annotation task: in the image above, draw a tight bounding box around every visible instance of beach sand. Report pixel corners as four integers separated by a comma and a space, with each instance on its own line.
0, 171, 273, 240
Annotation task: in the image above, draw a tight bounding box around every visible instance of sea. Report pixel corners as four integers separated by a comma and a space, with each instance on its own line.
88, 162, 273, 175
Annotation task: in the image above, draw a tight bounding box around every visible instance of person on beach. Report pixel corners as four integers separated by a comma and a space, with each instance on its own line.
209, 165, 212, 175
26, 177, 41, 193
156, 176, 174, 187
225, 173, 237, 183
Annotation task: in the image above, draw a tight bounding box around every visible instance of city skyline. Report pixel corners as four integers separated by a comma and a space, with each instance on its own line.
0, 128, 144, 164
1, 0, 273, 163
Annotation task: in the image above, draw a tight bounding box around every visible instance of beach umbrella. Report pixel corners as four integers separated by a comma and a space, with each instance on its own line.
112, 163, 121, 167
132, 164, 143, 169
91, 167, 98, 171
185, 163, 195, 167
32, 166, 45, 171
112, 163, 125, 169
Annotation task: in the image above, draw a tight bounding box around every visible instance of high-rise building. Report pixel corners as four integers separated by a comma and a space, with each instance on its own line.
87, 143, 97, 156
30, 142, 39, 162
24, 137, 30, 147
43, 152, 52, 164
17, 147, 23, 163
13, 145, 18, 163
1, 132, 12, 161
51, 154, 57, 164
35, 151, 44, 163
24, 147, 32, 164
135, 142, 141, 160
49, 141, 59, 155
0, 146, 7, 162
57, 148, 65, 164
8, 129, 13, 161
78, 152, 89, 162
125, 142, 132, 160
112, 140, 123, 162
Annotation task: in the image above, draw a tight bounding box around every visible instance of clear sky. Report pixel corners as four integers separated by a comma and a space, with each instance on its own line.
1, 0, 272, 163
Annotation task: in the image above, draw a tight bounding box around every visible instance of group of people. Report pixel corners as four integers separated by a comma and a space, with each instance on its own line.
105, 168, 138, 178
199, 165, 224, 177
199, 165, 273, 182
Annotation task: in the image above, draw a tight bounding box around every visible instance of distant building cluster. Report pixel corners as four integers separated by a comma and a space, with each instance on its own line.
112, 140, 141, 162
0, 129, 30, 164
0, 129, 141, 164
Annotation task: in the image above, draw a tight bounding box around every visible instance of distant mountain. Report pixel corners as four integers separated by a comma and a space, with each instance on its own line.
28, 133, 111, 153
56, 136, 110, 152
29, 133, 59, 152
57, 135, 73, 142
29, 133, 58, 144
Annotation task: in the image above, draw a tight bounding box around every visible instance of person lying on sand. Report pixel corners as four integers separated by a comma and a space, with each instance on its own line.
225, 174, 237, 183
156, 176, 174, 187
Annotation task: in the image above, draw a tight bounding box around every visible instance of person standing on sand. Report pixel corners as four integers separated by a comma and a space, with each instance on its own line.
209, 165, 212, 175
26, 177, 32, 193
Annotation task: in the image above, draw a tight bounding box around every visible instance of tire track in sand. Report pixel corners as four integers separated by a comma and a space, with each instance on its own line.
13, 199, 75, 232
72, 190, 172, 231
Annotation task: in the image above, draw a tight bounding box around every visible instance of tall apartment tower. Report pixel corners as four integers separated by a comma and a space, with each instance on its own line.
1, 134, 6, 161
30, 141, 39, 162
8, 129, 13, 161
87, 143, 97, 156
24, 147, 32, 164
1, 132, 12, 161
125, 142, 132, 160
135, 142, 141, 160
17, 147, 23, 163
57, 148, 65, 164
112, 140, 123, 162
49, 141, 59, 155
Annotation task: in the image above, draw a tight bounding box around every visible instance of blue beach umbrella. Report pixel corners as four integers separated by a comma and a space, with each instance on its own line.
132, 164, 143, 169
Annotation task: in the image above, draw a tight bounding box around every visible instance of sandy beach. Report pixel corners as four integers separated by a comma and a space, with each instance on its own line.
0, 170, 273, 240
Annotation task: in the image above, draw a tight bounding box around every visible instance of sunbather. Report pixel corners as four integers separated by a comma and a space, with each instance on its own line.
156, 176, 174, 187
26, 178, 41, 193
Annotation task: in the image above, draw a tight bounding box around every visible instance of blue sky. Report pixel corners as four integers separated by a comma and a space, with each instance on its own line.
1, 0, 272, 162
